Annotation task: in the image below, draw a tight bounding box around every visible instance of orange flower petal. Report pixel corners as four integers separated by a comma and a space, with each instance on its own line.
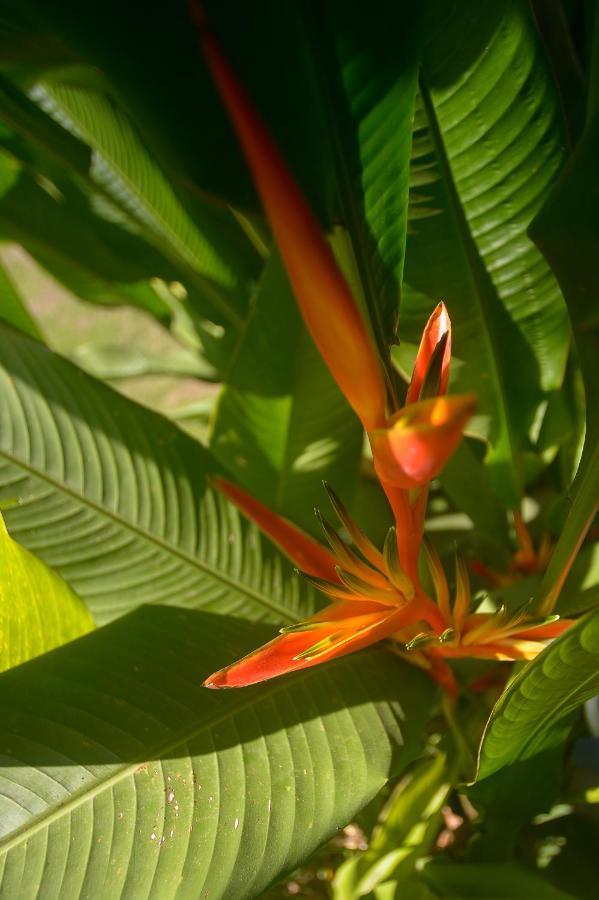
371, 394, 476, 488
203, 601, 404, 688
406, 302, 451, 404
194, 10, 387, 431
214, 477, 339, 582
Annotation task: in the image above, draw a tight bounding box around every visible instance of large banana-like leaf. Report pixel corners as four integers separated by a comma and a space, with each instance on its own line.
210, 253, 362, 535
401, 0, 569, 505
0, 606, 436, 899
0, 323, 316, 626
0, 511, 93, 670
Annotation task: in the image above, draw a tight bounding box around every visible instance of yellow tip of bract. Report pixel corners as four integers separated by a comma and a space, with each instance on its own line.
371, 394, 476, 488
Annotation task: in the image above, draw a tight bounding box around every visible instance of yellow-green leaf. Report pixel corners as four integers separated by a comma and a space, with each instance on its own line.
0, 511, 94, 671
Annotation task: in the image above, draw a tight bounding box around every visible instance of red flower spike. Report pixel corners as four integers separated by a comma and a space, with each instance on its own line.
371, 394, 476, 489
204, 600, 423, 688
406, 302, 452, 404
213, 477, 339, 582
193, 6, 388, 432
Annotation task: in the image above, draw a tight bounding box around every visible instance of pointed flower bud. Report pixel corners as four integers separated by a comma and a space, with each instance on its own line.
406, 302, 451, 404
371, 394, 476, 488
194, 7, 387, 431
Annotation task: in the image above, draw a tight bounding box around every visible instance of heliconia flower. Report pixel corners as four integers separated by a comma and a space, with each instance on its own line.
203, 480, 444, 688
192, 1, 387, 433
393, 541, 574, 692
190, 8, 576, 697
370, 394, 477, 489
406, 302, 452, 404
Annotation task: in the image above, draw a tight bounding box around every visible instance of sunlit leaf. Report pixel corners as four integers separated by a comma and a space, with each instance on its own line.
0, 511, 93, 671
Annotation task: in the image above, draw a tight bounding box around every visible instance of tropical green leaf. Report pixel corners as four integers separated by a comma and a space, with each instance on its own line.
0, 73, 257, 341
0, 322, 317, 626
469, 609, 599, 835
0, 70, 90, 175
0, 605, 436, 899
210, 253, 363, 535
435, 438, 510, 561
401, 0, 569, 505
0, 510, 93, 671
13, 0, 426, 348
557, 543, 599, 616
303, 0, 426, 345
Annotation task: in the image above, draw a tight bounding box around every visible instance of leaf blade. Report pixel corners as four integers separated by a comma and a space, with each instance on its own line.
0, 606, 436, 898
0, 323, 317, 626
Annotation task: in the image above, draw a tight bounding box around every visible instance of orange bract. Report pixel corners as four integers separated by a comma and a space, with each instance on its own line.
371, 395, 477, 488
196, 11, 388, 433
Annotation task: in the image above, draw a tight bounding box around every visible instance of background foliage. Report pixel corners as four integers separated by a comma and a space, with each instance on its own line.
0, 0, 597, 897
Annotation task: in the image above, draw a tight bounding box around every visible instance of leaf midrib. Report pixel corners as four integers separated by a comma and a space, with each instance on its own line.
0, 446, 298, 624
0, 656, 381, 854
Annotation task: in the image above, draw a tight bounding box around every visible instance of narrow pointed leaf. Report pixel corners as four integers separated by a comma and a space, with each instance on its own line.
0, 258, 42, 340
32, 77, 258, 324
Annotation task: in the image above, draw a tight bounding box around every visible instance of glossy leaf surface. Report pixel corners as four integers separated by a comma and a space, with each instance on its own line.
0, 606, 435, 899
471, 609, 599, 826
401, 0, 569, 504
